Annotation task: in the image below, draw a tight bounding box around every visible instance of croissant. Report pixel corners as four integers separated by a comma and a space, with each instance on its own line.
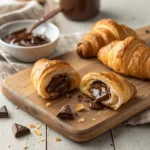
80, 72, 137, 110
77, 19, 137, 58
31, 59, 81, 99
98, 36, 150, 79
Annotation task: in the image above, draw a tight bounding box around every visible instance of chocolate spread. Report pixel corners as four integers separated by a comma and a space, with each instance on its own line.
77, 81, 110, 110
89, 101, 104, 110
89, 81, 110, 103
3, 28, 50, 47
60, 0, 100, 20
46, 74, 71, 99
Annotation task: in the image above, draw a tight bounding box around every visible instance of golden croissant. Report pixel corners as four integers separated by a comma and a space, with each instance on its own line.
77, 19, 137, 58
97, 36, 150, 79
31, 59, 81, 99
80, 72, 137, 110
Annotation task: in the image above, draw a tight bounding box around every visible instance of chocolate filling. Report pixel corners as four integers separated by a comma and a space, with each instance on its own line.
46, 74, 71, 99
89, 81, 110, 103
3, 28, 50, 47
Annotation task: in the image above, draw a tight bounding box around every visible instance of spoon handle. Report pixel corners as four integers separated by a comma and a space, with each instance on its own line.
26, 7, 63, 34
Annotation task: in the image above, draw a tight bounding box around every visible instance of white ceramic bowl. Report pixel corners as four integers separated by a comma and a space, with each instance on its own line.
0, 20, 60, 62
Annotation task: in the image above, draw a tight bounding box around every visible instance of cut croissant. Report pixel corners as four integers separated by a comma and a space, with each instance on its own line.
77, 19, 137, 58
98, 36, 150, 79
31, 59, 81, 99
80, 72, 137, 110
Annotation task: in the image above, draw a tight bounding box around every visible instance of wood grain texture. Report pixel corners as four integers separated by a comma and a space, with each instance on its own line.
112, 125, 150, 150
1, 26, 150, 142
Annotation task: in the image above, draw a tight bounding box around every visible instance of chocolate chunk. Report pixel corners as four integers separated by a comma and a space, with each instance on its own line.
0, 106, 9, 118
89, 101, 104, 110
12, 123, 30, 138
57, 105, 74, 119
145, 30, 150, 34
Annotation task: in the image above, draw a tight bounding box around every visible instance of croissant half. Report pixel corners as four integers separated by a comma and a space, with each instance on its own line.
31, 59, 81, 99
98, 36, 150, 79
80, 72, 137, 110
77, 19, 137, 58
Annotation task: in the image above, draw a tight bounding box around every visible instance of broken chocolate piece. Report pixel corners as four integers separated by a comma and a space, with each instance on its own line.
0, 106, 9, 118
57, 105, 74, 119
12, 123, 30, 138
89, 101, 104, 110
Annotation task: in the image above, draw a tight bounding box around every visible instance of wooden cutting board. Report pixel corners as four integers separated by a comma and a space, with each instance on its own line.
1, 26, 150, 142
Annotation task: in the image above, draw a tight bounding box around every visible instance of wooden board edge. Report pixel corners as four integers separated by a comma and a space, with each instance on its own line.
2, 79, 150, 142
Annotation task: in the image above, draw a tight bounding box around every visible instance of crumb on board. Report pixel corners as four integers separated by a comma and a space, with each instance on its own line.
34, 130, 42, 136
15, 106, 19, 109
40, 137, 45, 142
37, 123, 43, 129
65, 93, 72, 98
92, 118, 96, 121
78, 117, 85, 123
76, 104, 85, 112
23, 146, 28, 149
55, 138, 62, 141
29, 124, 36, 128
46, 102, 51, 107
8, 144, 11, 148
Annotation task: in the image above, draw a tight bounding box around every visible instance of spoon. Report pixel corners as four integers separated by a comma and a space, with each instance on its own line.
26, 7, 63, 34
5, 7, 63, 40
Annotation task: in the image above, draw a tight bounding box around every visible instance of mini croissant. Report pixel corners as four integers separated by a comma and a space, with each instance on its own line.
31, 59, 81, 99
80, 72, 137, 110
98, 36, 150, 79
77, 19, 137, 58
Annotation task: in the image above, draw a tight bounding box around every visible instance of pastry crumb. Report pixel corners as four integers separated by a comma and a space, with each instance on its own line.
78, 117, 85, 123
92, 118, 96, 121
76, 104, 85, 112
65, 93, 72, 98
15, 106, 19, 109
8, 144, 11, 148
40, 137, 45, 142
37, 123, 43, 129
34, 130, 42, 136
23, 146, 28, 149
29, 124, 36, 128
55, 138, 62, 141
46, 102, 51, 107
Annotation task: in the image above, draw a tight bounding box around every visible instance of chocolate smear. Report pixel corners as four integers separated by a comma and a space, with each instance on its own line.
89, 101, 104, 110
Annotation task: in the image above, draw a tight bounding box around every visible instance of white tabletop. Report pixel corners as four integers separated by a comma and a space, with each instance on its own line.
1, 0, 150, 150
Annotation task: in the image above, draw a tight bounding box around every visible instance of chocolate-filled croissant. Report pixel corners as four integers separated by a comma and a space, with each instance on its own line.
97, 36, 150, 79
80, 72, 137, 110
77, 19, 137, 58
31, 59, 81, 99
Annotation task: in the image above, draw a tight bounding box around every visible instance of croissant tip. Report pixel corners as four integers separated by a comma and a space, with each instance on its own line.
77, 47, 84, 57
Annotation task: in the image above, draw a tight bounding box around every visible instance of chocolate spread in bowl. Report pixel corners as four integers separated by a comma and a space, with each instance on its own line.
3, 28, 50, 47
46, 74, 71, 99
89, 81, 111, 103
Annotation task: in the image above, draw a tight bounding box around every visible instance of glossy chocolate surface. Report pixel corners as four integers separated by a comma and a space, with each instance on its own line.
3, 28, 50, 47
89, 101, 104, 110
89, 81, 110, 103
46, 75, 71, 98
